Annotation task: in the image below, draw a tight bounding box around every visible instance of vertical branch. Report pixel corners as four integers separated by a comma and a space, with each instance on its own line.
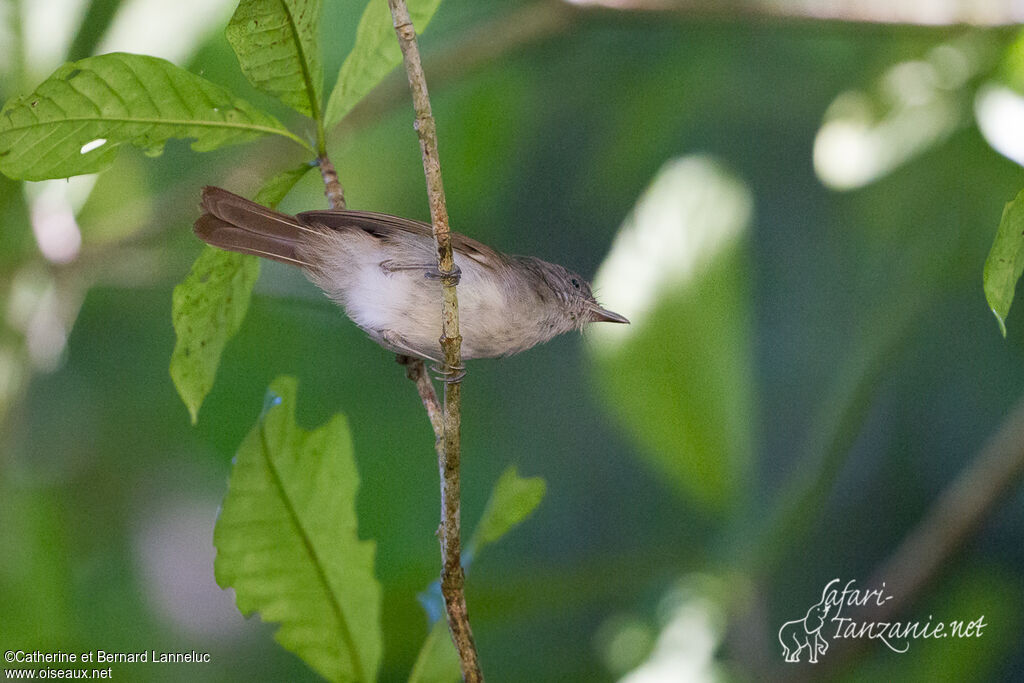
318, 155, 347, 210
314, 69, 462, 680
387, 1, 478, 681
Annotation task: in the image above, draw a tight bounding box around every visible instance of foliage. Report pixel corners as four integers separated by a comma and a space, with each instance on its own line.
227, 0, 324, 118
469, 466, 546, 550
3, 1, 1024, 682
0, 53, 305, 182
169, 163, 309, 423
324, 0, 442, 127
170, 247, 260, 424
0, 0, 445, 422
214, 376, 382, 682
1, 0, 495, 679
409, 467, 545, 682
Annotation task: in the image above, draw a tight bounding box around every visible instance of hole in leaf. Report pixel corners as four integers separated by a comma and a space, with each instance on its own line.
80, 139, 107, 154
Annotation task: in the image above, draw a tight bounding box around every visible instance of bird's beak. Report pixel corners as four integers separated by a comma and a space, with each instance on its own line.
589, 305, 630, 324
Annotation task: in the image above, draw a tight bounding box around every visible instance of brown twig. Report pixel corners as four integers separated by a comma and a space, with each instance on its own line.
387, 1, 478, 680
318, 155, 346, 209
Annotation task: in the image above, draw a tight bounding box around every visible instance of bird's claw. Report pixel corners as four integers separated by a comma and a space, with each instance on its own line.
425, 264, 461, 286
429, 362, 466, 384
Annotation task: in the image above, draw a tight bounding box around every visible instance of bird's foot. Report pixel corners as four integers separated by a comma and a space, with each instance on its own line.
429, 361, 466, 384
424, 264, 461, 286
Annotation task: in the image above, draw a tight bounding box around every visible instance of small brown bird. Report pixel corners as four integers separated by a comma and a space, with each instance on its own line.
194, 187, 628, 361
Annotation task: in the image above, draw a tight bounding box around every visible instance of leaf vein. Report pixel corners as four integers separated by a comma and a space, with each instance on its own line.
256, 419, 368, 683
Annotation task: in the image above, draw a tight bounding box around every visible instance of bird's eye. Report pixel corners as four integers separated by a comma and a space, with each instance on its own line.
571, 278, 580, 290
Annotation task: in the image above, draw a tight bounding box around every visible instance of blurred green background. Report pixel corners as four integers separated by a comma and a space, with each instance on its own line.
3, 0, 1024, 680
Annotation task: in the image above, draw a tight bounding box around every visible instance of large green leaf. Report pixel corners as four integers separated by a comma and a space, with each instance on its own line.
323, 0, 442, 128
214, 376, 382, 683
409, 467, 545, 683
170, 163, 310, 423
227, 0, 323, 118
983, 187, 1024, 337
587, 157, 754, 514
0, 53, 309, 181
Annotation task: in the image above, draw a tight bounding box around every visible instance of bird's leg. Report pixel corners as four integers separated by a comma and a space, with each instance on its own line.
381, 330, 443, 363
424, 263, 462, 382
380, 259, 434, 274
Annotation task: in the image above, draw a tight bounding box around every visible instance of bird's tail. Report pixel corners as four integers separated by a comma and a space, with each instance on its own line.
193, 186, 316, 267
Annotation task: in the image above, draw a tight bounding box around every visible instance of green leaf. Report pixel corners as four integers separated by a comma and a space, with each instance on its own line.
409, 467, 545, 683
227, 0, 323, 118
587, 157, 754, 514
983, 187, 1024, 337
169, 163, 310, 423
170, 248, 259, 424
0, 52, 309, 181
324, 0, 442, 128
469, 466, 546, 551
252, 161, 314, 207
214, 376, 382, 683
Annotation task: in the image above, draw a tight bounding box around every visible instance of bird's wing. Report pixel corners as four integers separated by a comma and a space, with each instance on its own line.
296, 209, 507, 267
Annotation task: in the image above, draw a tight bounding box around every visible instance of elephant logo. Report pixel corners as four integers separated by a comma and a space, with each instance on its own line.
778, 588, 832, 663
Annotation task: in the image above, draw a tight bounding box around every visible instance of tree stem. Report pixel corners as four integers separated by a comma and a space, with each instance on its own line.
318, 155, 346, 210
387, 1, 479, 681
